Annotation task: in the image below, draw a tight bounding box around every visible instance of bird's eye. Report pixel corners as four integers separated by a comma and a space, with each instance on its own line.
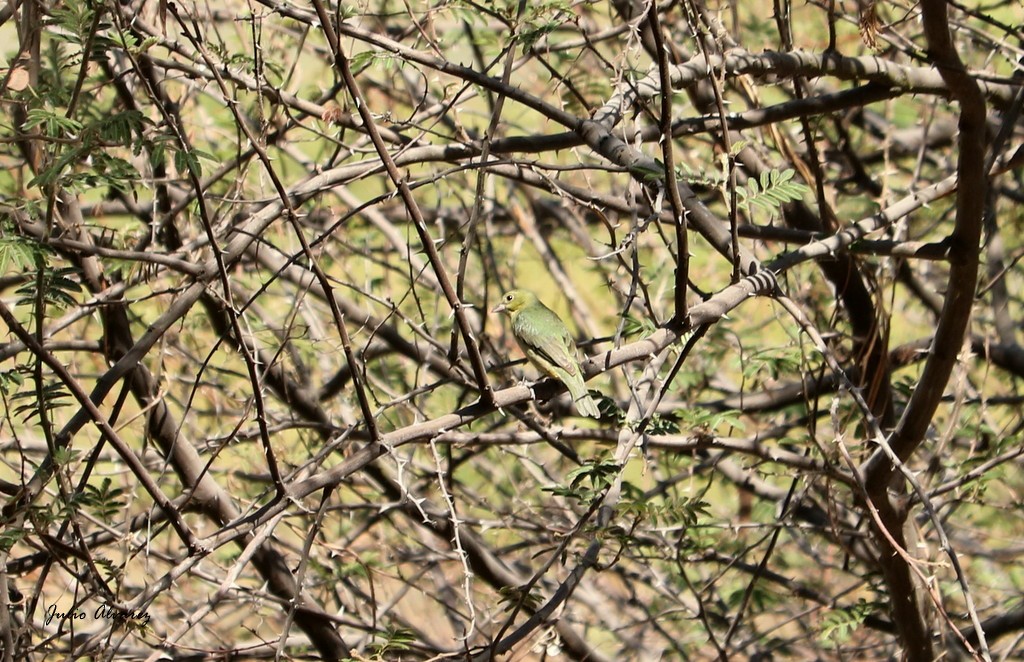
505, 294, 513, 301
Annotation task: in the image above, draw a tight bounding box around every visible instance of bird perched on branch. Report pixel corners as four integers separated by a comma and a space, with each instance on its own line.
492, 289, 600, 418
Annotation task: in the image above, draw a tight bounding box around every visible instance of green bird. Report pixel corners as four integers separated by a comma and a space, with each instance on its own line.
492, 289, 600, 418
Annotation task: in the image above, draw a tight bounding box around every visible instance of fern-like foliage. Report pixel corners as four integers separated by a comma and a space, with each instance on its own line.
736, 168, 810, 217
10, 379, 70, 423
16, 264, 83, 310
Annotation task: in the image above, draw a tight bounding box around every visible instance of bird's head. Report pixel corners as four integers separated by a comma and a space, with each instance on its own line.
492, 289, 537, 315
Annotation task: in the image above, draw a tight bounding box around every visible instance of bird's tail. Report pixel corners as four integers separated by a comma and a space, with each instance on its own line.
567, 379, 600, 418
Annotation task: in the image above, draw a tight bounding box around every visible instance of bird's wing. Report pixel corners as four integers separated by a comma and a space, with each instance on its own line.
513, 305, 580, 377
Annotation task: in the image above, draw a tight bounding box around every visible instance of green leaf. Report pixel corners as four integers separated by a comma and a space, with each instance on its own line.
11, 381, 72, 422
734, 168, 810, 219
820, 600, 875, 647
623, 314, 657, 340
22, 108, 83, 137
629, 159, 666, 184
80, 478, 128, 520
544, 456, 619, 504
93, 109, 147, 144
0, 233, 37, 275
15, 266, 83, 310
675, 406, 745, 433
174, 148, 204, 178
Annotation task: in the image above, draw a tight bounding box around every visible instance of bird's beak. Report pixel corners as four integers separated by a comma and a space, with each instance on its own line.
491, 303, 506, 314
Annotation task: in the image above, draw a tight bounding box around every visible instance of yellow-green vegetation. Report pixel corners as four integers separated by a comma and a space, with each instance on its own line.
1, 0, 1023, 659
